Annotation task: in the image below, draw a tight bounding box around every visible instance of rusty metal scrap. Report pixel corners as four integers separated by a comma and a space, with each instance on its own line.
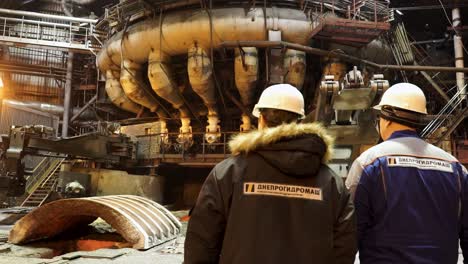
8, 195, 181, 249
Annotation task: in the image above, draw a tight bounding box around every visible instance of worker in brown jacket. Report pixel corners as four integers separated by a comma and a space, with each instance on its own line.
185, 83, 357, 264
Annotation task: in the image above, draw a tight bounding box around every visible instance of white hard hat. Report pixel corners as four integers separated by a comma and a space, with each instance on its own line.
373, 83, 427, 114
252, 84, 305, 119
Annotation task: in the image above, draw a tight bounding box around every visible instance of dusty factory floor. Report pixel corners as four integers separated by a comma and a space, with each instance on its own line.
0, 210, 465, 264
0, 209, 186, 264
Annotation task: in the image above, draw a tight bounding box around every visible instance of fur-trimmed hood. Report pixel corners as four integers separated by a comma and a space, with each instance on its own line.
229, 123, 334, 177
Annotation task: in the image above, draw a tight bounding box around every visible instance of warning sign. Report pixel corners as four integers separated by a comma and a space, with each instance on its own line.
243, 182, 322, 201
387, 156, 453, 173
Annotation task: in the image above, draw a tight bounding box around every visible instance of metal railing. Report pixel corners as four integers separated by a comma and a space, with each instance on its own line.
25, 157, 64, 194
0, 8, 99, 53
136, 131, 240, 160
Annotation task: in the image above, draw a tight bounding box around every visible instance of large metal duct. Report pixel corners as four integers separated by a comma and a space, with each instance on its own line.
120, 60, 168, 135
120, 60, 158, 113
235, 47, 258, 131
148, 51, 192, 144
98, 7, 313, 137
105, 70, 141, 114
187, 44, 220, 143
284, 49, 306, 90
97, 8, 312, 70
9, 195, 181, 250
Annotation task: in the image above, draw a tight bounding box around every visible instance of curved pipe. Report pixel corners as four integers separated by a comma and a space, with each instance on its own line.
148, 52, 190, 118
187, 44, 220, 143
148, 51, 192, 143
120, 60, 169, 139
284, 49, 306, 90
235, 47, 258, 131
120, 60, 159, 112
97, 8, 313, 71
105, 70, 141, 114
69, 0, 97, 4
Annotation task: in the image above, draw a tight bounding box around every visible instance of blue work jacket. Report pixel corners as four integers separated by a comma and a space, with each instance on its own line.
346, 130, 468, 264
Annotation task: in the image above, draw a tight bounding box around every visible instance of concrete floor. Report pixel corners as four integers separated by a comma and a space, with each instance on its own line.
0, 211, 465, 263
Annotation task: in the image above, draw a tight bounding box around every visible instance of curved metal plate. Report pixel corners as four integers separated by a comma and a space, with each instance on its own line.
8, 195, 181, 249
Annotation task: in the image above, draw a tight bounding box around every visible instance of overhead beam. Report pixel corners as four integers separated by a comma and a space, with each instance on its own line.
70, 95, 97, 123
392, 4, 468, 11
220, 41, 468, 73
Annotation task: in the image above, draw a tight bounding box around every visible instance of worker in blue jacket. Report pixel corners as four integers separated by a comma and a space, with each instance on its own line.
346, 82, 468, 263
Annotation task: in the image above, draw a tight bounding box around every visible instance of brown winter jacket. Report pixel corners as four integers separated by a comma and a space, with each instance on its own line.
184, 123, 357, 264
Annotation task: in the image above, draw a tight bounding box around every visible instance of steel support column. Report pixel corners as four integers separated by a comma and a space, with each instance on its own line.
452, 8, 466, 100
62, 52, 73, 137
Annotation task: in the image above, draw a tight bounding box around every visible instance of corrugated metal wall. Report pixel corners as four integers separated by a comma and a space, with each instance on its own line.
0, 102, 59, 135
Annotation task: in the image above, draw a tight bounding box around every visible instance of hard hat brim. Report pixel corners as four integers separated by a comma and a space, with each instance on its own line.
252, 104, 305, 119
252, 106, 261, 118
373, 104, 428, 115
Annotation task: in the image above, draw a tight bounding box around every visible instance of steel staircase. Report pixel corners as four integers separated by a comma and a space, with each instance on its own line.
420, 85, 467, 144
21, 157, 64, 207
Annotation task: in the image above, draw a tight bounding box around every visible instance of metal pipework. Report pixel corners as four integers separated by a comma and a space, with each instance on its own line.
284, 49, 306, 90
3, 100, 95, 120
120, 60, 159, 113
178, 117, 193, 146
97, 8, 313, 71
69, 0, 97, 4
105, 70, 141, 114
187, 44, 220, 144
235, 47, 258, 132
62, 52, 73, 138
148, 51, 192, 145
240, 115, 252, 132
452, 8, 466, 99
220, 40, 468, 73
120, 60, 169, 142
159, 119, 169, 145
98, 8, 312, 118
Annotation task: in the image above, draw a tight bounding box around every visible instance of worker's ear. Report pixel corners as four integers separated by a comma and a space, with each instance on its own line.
381, 118, 392, 129
258, 114, 266, 130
